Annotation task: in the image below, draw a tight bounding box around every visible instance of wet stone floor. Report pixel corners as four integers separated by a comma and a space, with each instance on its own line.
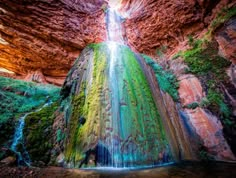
1, 161, 236, 178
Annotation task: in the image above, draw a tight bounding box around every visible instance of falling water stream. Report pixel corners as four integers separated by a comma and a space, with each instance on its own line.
11, 101, 52, 166
106, 8, 124, 44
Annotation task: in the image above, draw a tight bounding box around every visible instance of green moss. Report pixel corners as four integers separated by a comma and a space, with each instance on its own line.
65, 83, 86, 162
185, 102, 199, 109
172, 51, 182, 60
141, 54, 179, 101
172, 6, 236, 130
0, 118, 15, 160
177, 6, 234, 77
179, 36, 232, 119
23, 101, 59, 164
182, 39, 231, 76
199, 150, 214, 161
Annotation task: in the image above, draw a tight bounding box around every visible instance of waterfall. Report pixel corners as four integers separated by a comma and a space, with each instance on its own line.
106, 8, 124, 44
11, 101, 52, 166
11, 114, 31, 166
62, 6, 175, 168
64, 43, 174, 168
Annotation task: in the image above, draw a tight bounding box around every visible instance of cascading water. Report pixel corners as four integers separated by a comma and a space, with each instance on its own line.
63, 6, 174, 168
11, 101, 52, 166
106, 8, 124, 167
11, 114, 31, 166
106, 8, 124, 44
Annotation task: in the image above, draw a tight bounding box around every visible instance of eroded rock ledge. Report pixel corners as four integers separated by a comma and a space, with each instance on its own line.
0, 0, 235, 84
0, 0, 107, 84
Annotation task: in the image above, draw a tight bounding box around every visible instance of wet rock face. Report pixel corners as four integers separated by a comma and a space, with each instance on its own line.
0, 0, 107, 80
215, 17, 236, 64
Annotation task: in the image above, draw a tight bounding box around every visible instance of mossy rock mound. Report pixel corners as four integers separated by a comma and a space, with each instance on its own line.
24, 102, 59, 165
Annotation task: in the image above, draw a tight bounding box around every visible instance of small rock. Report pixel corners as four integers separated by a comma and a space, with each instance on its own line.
0, 156, 16, 166
56, 153, 65, 166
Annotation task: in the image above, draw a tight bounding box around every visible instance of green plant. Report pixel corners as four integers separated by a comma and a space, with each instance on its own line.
223, 118, 234, 127
171, 7, 236, 146
142, 54, 179, 101
0, 76, 60, 125
187, 35, 194, 47
0, 76, 60, 158
199, 97, 210, 108
172, 51, 183, 60
198, 144, 215, 161
199, 150, 214, 161
181, 38, 231, 78
207, 89, 230, 119
175, 6, 234, 76
185, 102, 199, 109
174, 30, 233, 128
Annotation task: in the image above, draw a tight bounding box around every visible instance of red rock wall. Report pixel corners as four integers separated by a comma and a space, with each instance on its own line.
121, 0, 232, 55
0, 0, 107, 81
178, 74, 235, 161
0, 0, 233, 83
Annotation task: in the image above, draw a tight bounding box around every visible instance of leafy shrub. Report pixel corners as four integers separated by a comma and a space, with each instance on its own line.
185, 102, 199, 109
0, 77, 60, 160
0, 76, 60, 124
142, 54, 179, 101
180, 37, 232, 124
207, 89, 230, 119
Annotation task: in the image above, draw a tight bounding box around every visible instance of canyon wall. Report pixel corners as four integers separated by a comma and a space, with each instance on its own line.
0, 0, 235, 83
0, 0, 107, 84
